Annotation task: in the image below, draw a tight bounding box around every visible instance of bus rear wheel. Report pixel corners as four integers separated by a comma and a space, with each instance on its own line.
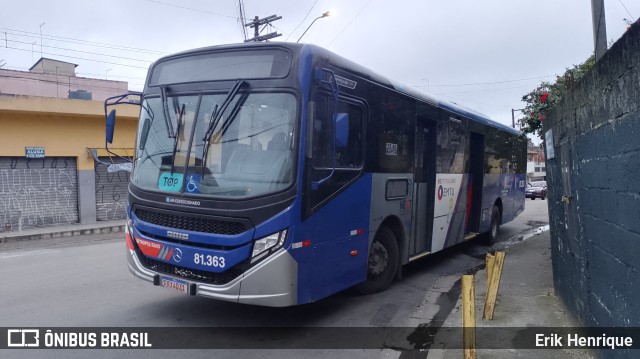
488, 204, 501, 243
356, 226, 399, 294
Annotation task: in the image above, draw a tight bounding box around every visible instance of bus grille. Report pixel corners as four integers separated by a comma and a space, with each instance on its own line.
142, 256, 248, 285
135, 208, 246, 235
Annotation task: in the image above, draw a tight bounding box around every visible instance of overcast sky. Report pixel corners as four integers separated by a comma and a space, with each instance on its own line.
1, 0, 638, 141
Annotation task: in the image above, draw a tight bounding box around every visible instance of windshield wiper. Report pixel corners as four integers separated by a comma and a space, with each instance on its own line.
161, 85, 176, 138
203, 80, 245, 144
170, 103, 186, 174
201, 80, 246, 174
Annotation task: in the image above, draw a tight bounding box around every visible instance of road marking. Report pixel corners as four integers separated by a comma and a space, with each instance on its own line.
0, 249, 60, 259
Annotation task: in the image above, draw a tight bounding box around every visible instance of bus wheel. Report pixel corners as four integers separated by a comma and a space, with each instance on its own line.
356, 226, 399, 294
488, 204, 501, 243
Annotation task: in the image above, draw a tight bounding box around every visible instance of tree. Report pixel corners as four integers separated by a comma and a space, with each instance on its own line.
518, 56, 595, 137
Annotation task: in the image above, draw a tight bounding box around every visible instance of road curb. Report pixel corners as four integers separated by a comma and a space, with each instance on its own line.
0, 221, 125, 245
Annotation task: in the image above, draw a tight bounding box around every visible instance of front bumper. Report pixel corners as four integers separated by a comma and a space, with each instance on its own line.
127, 245, 298, 307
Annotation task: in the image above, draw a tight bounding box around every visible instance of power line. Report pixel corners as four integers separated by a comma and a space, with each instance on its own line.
617, 0, 635, 21
432, 85, 533, 95
143, 0, 240, 20
285, 0, 319, 41
237, 0, 248, 41
327, 0, 373, 46
435, 93, 513, 109
411, 75, 557, 88
2, 66, 146, 86
0, 28, 168, 56
4, 45, 149, 69
267, 23, 290, 37
1, 66, 145, 89
8, 39, 153, 64
76, 72, 146, 82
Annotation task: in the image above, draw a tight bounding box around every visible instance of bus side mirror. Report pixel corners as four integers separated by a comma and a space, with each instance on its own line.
106, 109, 116, 144
139, 117, 151, 151
334, 113, 348, 148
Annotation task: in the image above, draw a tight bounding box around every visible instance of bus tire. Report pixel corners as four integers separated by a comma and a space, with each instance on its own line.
487, 204, 501, 243
356, 226, 399, 294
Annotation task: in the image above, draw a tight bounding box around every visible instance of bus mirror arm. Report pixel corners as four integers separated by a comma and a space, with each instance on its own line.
103, 92, 142, 163
311, 68, 339, 190
310, 105, 338, 190
311, 166, 335, 190
314, 68, 339, 103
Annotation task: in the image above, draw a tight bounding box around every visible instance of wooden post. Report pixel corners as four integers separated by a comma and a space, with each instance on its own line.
485, 253, 495, 283
483, 251, 506, 320
462, 274, 476, 359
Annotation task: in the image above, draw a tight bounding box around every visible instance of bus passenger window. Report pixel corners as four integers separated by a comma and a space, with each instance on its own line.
307, 93, 364, 212
437, 119, 467, 174
311, 95, 363, 169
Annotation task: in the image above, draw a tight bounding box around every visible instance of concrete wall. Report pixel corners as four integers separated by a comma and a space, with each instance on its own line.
0, 68, 128, 102
0, 97, 137, 226
544, 19, 640, 336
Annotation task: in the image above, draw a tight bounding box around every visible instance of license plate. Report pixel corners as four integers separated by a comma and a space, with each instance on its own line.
160, 276, 189, 294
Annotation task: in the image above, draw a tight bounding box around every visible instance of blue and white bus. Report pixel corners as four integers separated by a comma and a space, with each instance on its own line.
105, 43, 527, 307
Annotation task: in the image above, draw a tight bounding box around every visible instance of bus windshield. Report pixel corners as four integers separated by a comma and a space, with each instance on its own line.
132, 92, 297, 198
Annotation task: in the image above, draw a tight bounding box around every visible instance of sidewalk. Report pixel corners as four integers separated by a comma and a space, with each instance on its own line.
427, 230, 595, 358
0, 220, 125, 250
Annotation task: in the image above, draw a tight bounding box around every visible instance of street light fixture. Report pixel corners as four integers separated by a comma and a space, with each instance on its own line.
296, 11, 331, 43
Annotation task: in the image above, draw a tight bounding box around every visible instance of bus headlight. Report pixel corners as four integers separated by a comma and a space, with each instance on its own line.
252, 230, 287, 260
126, 218, 133, 234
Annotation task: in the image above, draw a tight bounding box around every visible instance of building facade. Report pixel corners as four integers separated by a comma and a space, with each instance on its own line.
0, 97, 138, 231
526, 140, 546, 182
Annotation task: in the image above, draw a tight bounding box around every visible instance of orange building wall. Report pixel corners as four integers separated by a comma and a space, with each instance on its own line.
0, 97, 138, 169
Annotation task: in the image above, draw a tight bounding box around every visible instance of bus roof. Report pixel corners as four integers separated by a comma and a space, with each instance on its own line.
153, 42, 522, 136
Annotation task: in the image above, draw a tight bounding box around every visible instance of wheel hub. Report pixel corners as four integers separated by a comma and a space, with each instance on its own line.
368, 240, 389, 276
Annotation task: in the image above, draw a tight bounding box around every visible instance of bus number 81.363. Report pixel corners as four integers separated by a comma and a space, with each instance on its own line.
194, 253, 226, 268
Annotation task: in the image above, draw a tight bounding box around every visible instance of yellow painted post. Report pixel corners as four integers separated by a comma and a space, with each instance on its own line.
462, 274, 476, 359
486, 253, 495, 283
483, 251, 506, 320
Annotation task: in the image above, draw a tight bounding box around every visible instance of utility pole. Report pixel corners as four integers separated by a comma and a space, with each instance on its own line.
244, 15, 282, 42
591, 0, 607, 61
511, 108, 524, 129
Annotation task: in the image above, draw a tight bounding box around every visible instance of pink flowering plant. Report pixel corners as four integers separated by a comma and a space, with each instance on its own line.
518, 55, 595, 137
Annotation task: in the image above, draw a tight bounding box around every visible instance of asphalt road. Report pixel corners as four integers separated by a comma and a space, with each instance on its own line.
0, 199, 549, 358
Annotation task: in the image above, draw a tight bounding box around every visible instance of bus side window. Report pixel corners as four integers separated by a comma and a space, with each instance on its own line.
307, 92, 364, 212
437, 118, 467, 173
311, 95, 363, 170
